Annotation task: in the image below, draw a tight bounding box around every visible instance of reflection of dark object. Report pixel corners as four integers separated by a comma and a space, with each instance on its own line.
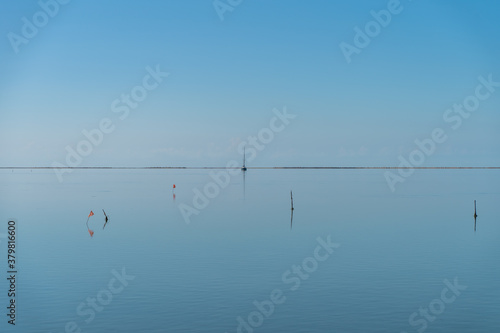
290, 191, 294, 230
474, 200, 477, 232
243, 168, 246, 199
103, 209, 109, 229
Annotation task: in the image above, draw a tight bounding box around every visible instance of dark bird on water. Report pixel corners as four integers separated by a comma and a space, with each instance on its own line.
103, 209, 109, 229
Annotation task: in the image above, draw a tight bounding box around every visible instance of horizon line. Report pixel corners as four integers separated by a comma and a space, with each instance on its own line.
1, 166, 500, 170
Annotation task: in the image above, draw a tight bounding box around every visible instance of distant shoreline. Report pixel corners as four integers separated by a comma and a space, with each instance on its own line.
1, 167, 499, 170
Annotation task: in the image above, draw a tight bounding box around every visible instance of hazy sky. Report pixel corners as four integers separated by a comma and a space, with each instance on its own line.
1, 0, 499, 167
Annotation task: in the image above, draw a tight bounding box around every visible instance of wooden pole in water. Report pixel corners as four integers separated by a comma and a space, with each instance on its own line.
474, 200, 477, 232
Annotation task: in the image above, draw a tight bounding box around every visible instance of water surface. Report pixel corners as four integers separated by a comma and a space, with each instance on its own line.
0, 169, 499, 332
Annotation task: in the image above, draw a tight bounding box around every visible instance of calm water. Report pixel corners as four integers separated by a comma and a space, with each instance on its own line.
0, 169, 499, 332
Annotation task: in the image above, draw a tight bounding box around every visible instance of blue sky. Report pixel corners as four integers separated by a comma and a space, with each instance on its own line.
1, 0, 499, 167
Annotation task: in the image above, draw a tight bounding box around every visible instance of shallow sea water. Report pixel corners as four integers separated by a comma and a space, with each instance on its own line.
0, 169, 499, 332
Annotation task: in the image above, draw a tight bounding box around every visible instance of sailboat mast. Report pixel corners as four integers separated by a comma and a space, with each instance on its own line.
241, 146, 247, 171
